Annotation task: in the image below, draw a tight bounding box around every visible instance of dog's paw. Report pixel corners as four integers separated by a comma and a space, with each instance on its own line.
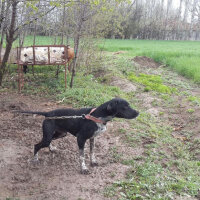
90, 161, 98, 167
81, 168, 90, 175
49, 144, 58, 152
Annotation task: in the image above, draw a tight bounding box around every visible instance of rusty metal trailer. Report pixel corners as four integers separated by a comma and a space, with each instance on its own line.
2, 45, 69, 92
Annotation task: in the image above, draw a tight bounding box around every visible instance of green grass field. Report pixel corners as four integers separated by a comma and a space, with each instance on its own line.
3, 36, 200, 83
12, 35, 66, 47
99, 39, 200, 83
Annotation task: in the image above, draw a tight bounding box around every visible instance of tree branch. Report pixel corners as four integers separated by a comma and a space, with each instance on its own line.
14, 5, 56, 33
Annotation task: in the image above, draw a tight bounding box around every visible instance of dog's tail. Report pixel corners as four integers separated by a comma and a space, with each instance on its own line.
16, 110, 48, 116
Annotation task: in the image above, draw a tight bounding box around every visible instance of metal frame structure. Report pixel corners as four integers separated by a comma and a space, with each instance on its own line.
16, 45, 68, 92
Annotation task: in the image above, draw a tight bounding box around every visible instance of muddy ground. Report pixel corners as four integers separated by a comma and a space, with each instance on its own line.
0, 92, 139, 200
0, 56, 200, 200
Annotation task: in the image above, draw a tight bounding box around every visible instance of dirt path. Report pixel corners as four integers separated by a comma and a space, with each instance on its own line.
1, 56, 200, 200
0, 92, 138, 200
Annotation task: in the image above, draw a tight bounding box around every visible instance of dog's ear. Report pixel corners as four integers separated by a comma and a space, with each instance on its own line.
107, 100, 118, 112
107, 103, 112, 111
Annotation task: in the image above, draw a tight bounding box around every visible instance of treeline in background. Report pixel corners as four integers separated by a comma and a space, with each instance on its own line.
1, 0, 200, 43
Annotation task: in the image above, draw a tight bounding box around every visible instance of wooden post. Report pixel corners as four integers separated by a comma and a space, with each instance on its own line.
17, 47, 21, 93
21, 64, 24, 89
33, 46, 36, 65
65, 62, 67, 90
64, 46, 67, 90
18, 63, 21, 93
48, 46, 50, 64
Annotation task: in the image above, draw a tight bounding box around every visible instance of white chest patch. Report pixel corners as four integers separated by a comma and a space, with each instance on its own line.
93, 123, 107, 138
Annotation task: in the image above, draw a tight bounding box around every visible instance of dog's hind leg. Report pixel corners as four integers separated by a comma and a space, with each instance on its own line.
77, 135, 88, 174
52, 130, 67, 140
90, 138, 98, 167
33, 120, 55, 161
49, 130, 68, 152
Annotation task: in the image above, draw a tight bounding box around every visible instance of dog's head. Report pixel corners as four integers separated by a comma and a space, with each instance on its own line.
106, 98, 139, 119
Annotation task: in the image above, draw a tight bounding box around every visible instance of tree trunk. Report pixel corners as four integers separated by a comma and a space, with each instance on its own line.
0, 0, 10, 62
33, 21, 37, 45
61, 4, 66, 45
0, 28, 5, 62
183, 0, 189, 39
70, 32, 80, 88
175, 0, 183, 40
70, 20, 82, 88
189, 0, 197, 39
164, 0, 172, 40
0, 0, 18, 86
160, 0, 165, 39
0, 40, 12, 82
0, 0, 5, 30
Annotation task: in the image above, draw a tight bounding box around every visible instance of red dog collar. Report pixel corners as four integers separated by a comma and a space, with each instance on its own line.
84, 108, 104, 124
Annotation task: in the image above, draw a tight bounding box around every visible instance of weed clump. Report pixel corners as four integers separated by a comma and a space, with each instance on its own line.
188, 95, 200, 106
128, 72, 176, 94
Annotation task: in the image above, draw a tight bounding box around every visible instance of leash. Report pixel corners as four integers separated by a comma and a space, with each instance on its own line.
45, 108, 104, 124
45, 115, 85, 120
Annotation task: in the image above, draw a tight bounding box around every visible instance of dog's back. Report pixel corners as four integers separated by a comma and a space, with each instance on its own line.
45, 107, 92, 117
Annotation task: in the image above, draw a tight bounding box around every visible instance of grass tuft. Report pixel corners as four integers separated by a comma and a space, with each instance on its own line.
128, 72, 177, 94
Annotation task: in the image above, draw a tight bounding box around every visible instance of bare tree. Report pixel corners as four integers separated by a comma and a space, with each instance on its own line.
0, 0, 18, 86
69, 0, 126, 87
0, 0, 56, 86
0, 0, 10, 62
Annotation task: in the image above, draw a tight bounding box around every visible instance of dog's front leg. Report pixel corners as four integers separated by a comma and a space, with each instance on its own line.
77, 135, 89, 174
90, 138, 98, 167
49, 143, 57, 152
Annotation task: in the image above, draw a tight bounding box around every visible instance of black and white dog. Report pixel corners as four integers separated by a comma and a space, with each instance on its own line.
19, 98, 139, 174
